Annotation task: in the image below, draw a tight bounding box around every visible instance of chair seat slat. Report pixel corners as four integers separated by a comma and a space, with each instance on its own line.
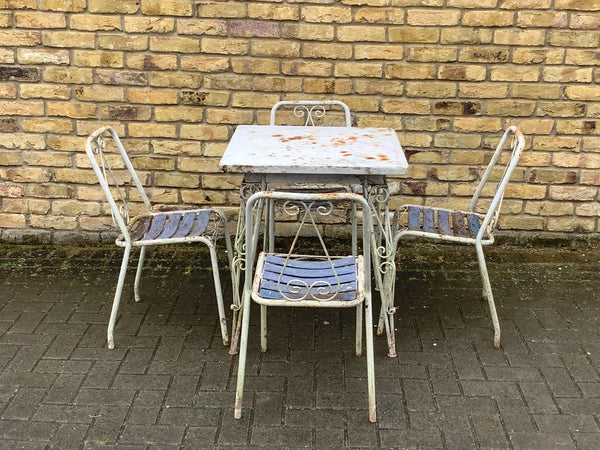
189, 209, 212, 237
451, 211, 468, 237
259, 285, 358, 301
422, 208, 435, 233
143, 214, 168, 240
437, 209, 452, 235
407, 205, 421, 231
171, 210, 197, 238
265, 254, 355, 270
155, 212, 183, 240
467, 213, 481, 238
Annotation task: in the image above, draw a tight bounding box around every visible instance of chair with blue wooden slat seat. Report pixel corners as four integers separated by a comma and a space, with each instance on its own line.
234, 191, 376, 423
390, 126, 526, 349
85, 126, 233, 350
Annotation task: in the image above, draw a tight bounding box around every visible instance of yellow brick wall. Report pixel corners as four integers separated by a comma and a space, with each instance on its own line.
1, 0, 600, 242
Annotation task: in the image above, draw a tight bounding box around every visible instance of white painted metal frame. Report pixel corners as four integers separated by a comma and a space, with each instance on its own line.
390, 125, 525, 348
234, 191, 376, 422
270, 100, 352, 127
85, 126, 233, 350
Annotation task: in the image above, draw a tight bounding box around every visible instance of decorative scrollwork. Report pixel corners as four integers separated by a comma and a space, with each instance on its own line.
240, 182, 261, 201
293, 105, 327, 126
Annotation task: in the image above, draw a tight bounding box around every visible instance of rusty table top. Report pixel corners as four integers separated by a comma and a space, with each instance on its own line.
219, 125, 408, 176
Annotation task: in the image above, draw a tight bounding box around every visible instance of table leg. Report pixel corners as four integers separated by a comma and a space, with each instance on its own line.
364, 182, 398, 358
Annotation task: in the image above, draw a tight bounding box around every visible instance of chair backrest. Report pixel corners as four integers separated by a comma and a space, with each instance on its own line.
244, 191, 371, 304
468, 125, 525, 238
269, 100, 352, 127
85, 126, 152, 241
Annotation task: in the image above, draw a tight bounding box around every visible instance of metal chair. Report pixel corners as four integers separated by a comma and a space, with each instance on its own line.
390, 126, 525, 348
269, 100, 352, 127
234, 191, 376, 422
229, 100, 357, 355
85, 126, 233, 350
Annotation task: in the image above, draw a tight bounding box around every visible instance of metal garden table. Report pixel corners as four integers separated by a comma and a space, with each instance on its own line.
219, 125, 408, 357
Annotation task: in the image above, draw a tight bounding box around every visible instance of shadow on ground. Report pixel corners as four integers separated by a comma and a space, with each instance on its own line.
0, 242, 599, 448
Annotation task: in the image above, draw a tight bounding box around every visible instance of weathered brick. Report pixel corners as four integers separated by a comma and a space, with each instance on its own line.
281, 24, 334, 41
454, 118, 503, 132
0, 167, 51, 183
180, 55, 229, 72
543, 67, 592, 83
460, 47, 509, 63
99, 106, 152, 122
21, 118, 72, 134
571, 13, 600, 29
524, 201, 573, 216
96, 69, 148, 86
408, 10, 461, 26
553, 152, 600, 169
178, 157, 220, 173
47, 102, 96, 119
434, 101, 481, 116
43, 67, 93, 84
23, 151, 71, 167
441, 28, 492, 45
538, 102, 585, 118
154, 106, 204, 123
511, 84, 561, 100
231, 20, 280, 37
129, 123, 177, 138
566, 49, 600, 66
232, 92, 280, 109
75, 85, 124, 102
125, 17, 175, 34
141, 0, 192, 16
556, 120, 599, 135
381, 99, 430, 115
155, 172, 199, 188
439, 65, 486, 81
355, 44, 403, 60
337, 25, 386, 42
304, 78, 352, 95
533, 136, 580, 151
42, 31, 94, 48
15, 12, 66, 28
40, 0, 86, 12
205, 108, 254, 125
179, 124, 229, 141
462, 11, 514, 27
248, 3, 299, 21
487, 101, 536, 117
554, 0, 600, 11
282, 61, 331, 77
253, 76, 303, 93
301, 6, 352, 23
389, 27, 439, 43
127, 54, 177, 71
334, 62, 382, 78
201, 38, 248, 55
2, 198, 50, 214
88, 0, 138, 13
197, 2, 246, 18
150, 36, 199, 53
0, 151, 20, 165
406, 82, 456, 98
73, 50, 123, 68
181, 91, 229, 106
302, 43, 352, 60
19, 84, 69, 100
128, 88, 177, 105
490, 67, 540, 82
407, 46, 457, 62
550, 30, 599, 48
70, 14, 121, 31
0, 213, 26, 228
386, 64, 435, 80
0, 30, 40, 46
0, 66, 41, 82
547, 217, 595, 232
98, 35, 147, 51
252, 41, 300, 58
0, 100, 44, 116
30, 214, 77, 230
18, 48, 69, 65
0, 134, 45, 150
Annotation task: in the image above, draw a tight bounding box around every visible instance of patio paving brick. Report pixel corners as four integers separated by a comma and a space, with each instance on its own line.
0, 242, 599, 448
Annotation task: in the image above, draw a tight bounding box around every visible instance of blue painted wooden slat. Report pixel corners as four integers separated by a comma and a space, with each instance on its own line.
156, 212, 182, 240
189, 210, 211, 237
452, 211, 467, 237
171, 210, 197, 238
437, 210, 452, 235
259, 254, 358, 301
143, 213, 168, 240
423, 208, 435, 233
467, 213, 481, 238
407, 205, 421, 231
265, 254, 355, 269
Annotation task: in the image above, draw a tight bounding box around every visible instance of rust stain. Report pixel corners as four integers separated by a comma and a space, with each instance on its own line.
377, 154, 390, 161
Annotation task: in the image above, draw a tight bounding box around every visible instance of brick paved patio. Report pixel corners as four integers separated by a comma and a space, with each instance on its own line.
0, 242, 599, 448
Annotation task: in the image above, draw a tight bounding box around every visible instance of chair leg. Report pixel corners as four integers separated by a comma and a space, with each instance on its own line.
355, 305, 363, 357
107, 244, 132, 350
234, 289, 253, 419
364, 298, 377, 423
475, 243, 501, 348
260, 305, 267, 353
133, 246, 146, 303
208, 243, 230, 346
